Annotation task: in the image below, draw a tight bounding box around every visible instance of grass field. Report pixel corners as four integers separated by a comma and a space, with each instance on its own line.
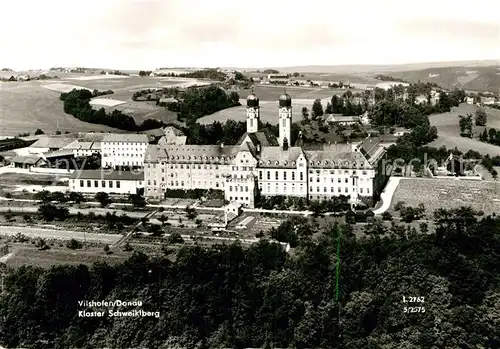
390, 178, 500, 216
2, 245, 132, 268
428, 103, 500, 156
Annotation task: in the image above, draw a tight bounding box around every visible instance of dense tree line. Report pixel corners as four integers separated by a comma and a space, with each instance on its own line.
177, 69, 227, 81
374, 74, 408, 83
479, 127, 500, 146
178, 85, 240, 124
0, 208, 499, 348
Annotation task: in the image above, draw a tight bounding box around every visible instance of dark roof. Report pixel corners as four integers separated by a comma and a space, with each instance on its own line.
70, 170, 144, 181
236, 131, 278, 147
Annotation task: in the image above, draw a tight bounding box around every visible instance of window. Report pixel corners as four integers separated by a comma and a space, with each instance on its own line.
324, 187, 327, 192
310, 186, 313, 192
116, 181, 120, 188
267, 171, 270, 180
275, 171, 278, 180
109, 181, 113, 188
80, 180, 83, 187
284, 172, 287, 180
235, 186, 238, 192
94, 180, 98, 187
345, 187, 348, 193
153, 180, 156, 185
367, 188, 370, 194
250, 118, 253, 127
259, 171, 262, 180
309, 177, 313, 182
292, 172, 295, 180
230, 186, 233, 192
87, 180, 91, 187
331, 187, 334, 192
360, 188, 363, 193
282, 119, 286, 127
300, 172, 304, 181
245, 186, 248, 192
102, 181, 106, 187
316, 186, 320, 192
345, 178, 348, 183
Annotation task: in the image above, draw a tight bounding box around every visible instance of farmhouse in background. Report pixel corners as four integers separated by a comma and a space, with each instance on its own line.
326, 114, 360, 126
10, 155, 48, 169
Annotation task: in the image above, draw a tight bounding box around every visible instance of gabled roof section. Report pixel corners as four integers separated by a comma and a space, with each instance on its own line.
236, 130, 278, 147
30, 137, 74, 149
102, 133, 149, 143
257, 146, 305, 168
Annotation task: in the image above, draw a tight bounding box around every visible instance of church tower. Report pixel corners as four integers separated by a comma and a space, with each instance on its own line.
246, 89, 260, 133
278, 91, 292, 147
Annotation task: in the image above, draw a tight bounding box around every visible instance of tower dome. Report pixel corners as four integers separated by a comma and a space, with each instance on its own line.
279, 93, 292, 107
246, 93, 259, 107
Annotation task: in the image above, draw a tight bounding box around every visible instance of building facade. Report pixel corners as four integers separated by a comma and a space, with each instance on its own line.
101, 134, 149, 168
69, 170, 144, 195
144, 93, 387, 208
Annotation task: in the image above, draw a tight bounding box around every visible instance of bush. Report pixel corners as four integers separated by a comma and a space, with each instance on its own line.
382, 211, 392, 221
66, 238, 83, 250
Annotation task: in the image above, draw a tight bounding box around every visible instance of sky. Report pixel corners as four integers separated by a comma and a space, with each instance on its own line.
1, 0, 499, 70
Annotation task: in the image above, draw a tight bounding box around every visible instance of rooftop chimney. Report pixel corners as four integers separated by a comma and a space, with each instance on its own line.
256, 143, 261, 154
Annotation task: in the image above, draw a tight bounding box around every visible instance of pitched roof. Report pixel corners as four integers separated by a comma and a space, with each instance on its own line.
144, 144, 240, 163
102, 133, 149, 143
258, 146, 305, 168
30, 137, 75, 149
163, 126, 185, 136
304, 147, 369, 168
326, 114, 359, 123
70, 169, 144, 181
236, 130, 278, 147
42, 149, 75, 158
141, 128, 165, 138
11, 155, 45, 164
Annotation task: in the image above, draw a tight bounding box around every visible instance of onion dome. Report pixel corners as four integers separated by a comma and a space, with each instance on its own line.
246, 93, 259, 107
279, 93, 292, 107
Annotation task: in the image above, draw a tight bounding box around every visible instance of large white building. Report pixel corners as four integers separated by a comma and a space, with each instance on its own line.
144, 92, 387, 208
101, 134, 149, 168
69, 169, 144, 195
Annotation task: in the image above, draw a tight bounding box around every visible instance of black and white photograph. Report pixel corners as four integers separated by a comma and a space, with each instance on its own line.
0, 0, 499, 347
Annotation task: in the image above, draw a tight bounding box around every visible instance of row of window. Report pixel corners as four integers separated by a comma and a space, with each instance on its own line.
147, 180, 221, 188
228, 196, 250, 202
78, 180, 123, 189
309, 169, 369, 175
104, 161, 142, 167
309, 186, 370, 194
104, 142, 146, 146
259, 170, 304, 181
229, 186, 249, 192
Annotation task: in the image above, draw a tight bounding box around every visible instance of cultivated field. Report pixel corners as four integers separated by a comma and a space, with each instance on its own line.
42, 83, 91, 93
389, 178, 500, 216
89, 98, 127, 107
428, 103, 500, 156
0, 81, 119, 136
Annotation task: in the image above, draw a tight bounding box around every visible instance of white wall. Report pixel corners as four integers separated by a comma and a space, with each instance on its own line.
70, 178, 143, 195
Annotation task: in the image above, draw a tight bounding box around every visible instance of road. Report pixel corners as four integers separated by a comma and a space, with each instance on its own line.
0, 225, 121, 244
113, 209, 159, 248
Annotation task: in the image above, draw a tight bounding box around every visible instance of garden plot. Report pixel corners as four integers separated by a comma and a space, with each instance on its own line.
390, 178, 500, 216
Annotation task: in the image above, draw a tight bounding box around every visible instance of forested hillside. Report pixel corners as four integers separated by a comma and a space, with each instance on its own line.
0, 208, 499, 348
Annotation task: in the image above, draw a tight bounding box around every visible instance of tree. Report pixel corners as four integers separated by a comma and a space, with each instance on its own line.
312, 99, 324, 118
382, 211, 392, 221
95, 192, 111, 207
34, 129, 44, 135
158, 215, 168, 226
103, 244, 110, 254
148, 224, 163, 237
68, 192, 84, 204
458, 114, 473, 137
301, 107, 309, 123
128, 194, 146, 208
475, 108, 487, 126
167, 232, 184, 244
66, 238, 83, 249
38, 204, 69, 221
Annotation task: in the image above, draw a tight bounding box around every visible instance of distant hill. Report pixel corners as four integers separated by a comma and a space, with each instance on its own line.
386, 66, 500, 93
230, 60, 498, 74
